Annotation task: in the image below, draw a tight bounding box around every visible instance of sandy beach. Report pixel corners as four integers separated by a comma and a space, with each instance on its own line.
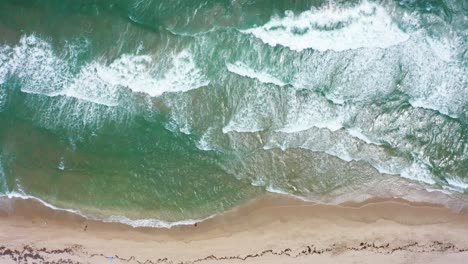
1, 195, 468, 264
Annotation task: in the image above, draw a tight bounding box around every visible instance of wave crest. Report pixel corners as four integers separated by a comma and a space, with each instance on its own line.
242, 1, 409, 52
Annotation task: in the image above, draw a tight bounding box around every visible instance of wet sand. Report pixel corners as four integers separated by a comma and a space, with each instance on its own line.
1, 194, 468, 263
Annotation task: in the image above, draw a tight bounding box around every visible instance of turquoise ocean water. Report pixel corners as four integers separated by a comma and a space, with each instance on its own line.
0, 0, 467, 226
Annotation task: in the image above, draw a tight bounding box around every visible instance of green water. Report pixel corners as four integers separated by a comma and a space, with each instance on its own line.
0, 0, 467, 223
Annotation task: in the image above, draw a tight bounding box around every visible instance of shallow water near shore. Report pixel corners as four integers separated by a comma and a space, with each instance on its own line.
0, 0, 467, 225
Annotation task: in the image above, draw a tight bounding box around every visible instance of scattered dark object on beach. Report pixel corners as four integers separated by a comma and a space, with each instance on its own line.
84, 225, 87, 231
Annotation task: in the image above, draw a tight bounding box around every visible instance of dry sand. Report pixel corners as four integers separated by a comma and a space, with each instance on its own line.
1, 194, 468, 263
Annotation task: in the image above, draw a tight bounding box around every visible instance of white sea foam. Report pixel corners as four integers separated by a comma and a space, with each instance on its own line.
0, 89, 6, 112
1, 191, 84, 215
265, 185, 291, 195
265, 185, 312, 202
11, 35, 70, 96
222, 123, 264, 134
0, 46, 12, 85
1, 35, 208, 107
400, 162, 436, 185
409, 95, 461, 119
0, 191, 216, 228
400, 36, 467, 118
426, 36, 456, 62
425, 188, 453, 195
276, 92, 346, 133
266, 128, 370, 165
0, 160, 7, 192
0, 169, 215, 229
250, 177, 266, 187
196, 128, 215, 151
226, 62, 286, 86
104, 214, 215, 228
277, 119, 343, 133
58, 157, 65, 171
57, 50, 208, 101
0, 35, 119, 106
222, 85, 282, 134
264, 127, 446, 191
51, 59, 124, 106
242, 1, 409, 52
347, 128, 381, 145
125, 50, 209, 97
446, 177, 468, 192
409, 100, 454, 119
442, 185, 462, 193
1, 37, 210, 133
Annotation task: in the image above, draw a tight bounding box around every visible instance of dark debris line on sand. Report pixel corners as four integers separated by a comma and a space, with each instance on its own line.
1, 241, 467, 264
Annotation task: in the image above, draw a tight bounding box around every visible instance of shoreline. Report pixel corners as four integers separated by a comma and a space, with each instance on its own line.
2, 194, 468, 263
3, 178, 467, 229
